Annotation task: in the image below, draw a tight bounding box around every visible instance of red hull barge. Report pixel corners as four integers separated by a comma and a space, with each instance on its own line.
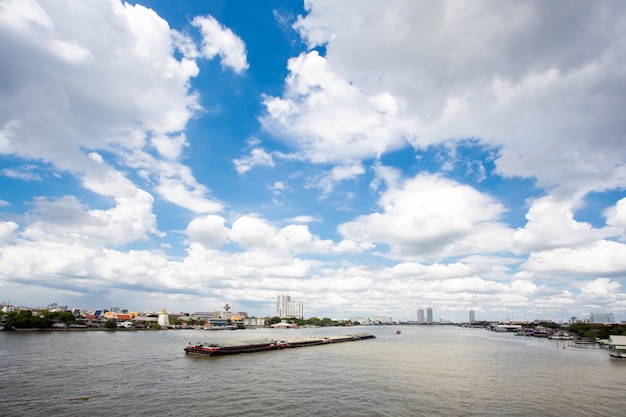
184, 333, 375, 356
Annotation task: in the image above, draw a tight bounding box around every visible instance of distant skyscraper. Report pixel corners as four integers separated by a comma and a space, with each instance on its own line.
426, 307, 433, 324
590, 312, 615, 324
417, 308, 425, 324
469, 310, 476, 323
276, 294, 304, 319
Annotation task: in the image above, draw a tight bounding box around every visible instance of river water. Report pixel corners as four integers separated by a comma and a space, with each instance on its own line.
1, 325, 625, 416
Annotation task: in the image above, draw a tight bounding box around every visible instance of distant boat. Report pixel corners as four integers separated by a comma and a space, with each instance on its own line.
548, 332, 574, 340
396, 330, 401, 334
184, 334, 375, 357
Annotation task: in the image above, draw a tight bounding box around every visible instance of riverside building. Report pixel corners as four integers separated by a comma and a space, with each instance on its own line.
275, 294, 303, 319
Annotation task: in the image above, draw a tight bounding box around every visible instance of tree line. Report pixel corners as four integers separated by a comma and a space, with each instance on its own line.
2, 309, 76, 329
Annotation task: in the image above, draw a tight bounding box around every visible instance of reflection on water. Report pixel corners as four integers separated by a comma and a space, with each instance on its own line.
2, 326, 625, 416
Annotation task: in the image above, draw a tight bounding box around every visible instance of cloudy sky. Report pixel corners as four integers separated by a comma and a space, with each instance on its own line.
1, 0, 626, 322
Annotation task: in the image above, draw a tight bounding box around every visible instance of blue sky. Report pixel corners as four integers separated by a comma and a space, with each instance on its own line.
1, 0, 626, 322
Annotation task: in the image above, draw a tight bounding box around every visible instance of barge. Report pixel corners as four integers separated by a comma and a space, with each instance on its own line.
184, 333, 375, 356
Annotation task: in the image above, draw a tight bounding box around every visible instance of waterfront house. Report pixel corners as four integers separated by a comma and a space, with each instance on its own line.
606, 335, 626, 358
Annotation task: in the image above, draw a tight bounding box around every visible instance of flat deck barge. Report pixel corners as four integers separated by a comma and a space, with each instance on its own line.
184, 333, 375, 356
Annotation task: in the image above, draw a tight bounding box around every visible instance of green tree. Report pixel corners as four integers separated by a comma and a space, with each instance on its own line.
58, 311, 76, 325
307, 317, 322, 326
265, 316, 282, 326
104, 319, 117, 329
5, 310, 52, 329
321, 317, 337, 327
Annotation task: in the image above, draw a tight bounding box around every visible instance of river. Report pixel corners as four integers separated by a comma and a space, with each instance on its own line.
1, 325, 625, 416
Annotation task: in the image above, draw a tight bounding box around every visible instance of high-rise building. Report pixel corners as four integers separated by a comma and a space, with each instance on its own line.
417, 308, 425, 324
469, 310, 476, 323
276, 294, 304, 319
426, 307, 433, 324
590, 312, 615, 324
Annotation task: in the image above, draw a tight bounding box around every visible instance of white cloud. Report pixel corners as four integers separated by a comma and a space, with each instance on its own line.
156, 176, 223, 213
233, 148, 275, 174
386, 262, 483, 280
314, 162, 365, 195
1, 165, 42, 181
288, 0, 626, 196
2, 1, 626, 322
20, 191, 159, 247
192, 15, 249, 74
186, 215, 229, 249
0, 0, 223, 216
605, 198, 626, 238
523, 240, 626, 278
339, 172, 512, 261
510, 280, 538, 296
330, 276, 373, 292
0, 0, 53, 32
229, 215, 278, 250
228, 215, 333, 254
261, 51, 414, 163
150, 133, 188, 160
513, 196, 612, 253
333, 239, 373, 254
580, 278, 621, 301
288, 215, 318, 224
0, 221, 18, 245
269, 181, 287, 195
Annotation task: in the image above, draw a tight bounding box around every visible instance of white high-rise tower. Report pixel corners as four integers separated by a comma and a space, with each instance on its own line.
417, 308, 425, 324
276, 294, 303, 319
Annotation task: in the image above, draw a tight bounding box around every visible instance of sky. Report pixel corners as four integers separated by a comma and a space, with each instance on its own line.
1, 0, 626, 322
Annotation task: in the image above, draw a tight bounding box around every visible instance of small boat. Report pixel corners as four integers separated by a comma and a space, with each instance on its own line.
396, 330, 401, 334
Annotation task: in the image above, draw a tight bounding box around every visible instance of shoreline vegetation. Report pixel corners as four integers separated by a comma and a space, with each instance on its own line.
0, 309, 359, 331
2, 309, 626, 342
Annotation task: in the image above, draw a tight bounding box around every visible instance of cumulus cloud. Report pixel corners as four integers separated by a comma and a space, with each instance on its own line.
260, 51, 414, 163
20, 191, 159, 247
186, 215, 229, 249
285, 0, 626, 196
0, 0, 236, 219
580, 278, 621, 301
513, 196, 612, 253
228, 215, 333, 254
0, 221, 18, 245
523, 240, 626, 278
2, 1, 626, 321
386, 262, 484, 280
605, 198, 626, 238
339, 171, 512, 261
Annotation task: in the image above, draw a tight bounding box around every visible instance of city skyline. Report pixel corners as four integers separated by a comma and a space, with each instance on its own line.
2, 1, 626, 322
2, 299, 619, 325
